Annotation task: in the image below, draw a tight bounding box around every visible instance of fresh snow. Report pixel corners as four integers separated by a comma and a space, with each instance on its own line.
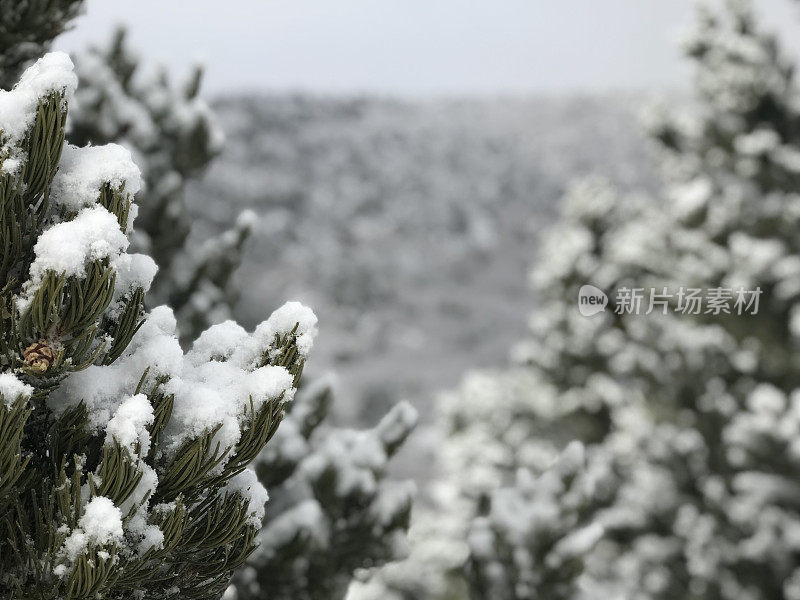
14, 135, 149, 315
50, 301, 317, 467
0, 52, 77, 174
50, 143, 143, 212
0, 373, 33, 406
224, 468, 270, 527
17, 205, 129, 313
61, 496, 124, 562
187, 301, 317, 369
110, 252, 158, 299
253, 301, 318, 360
105, 394, 154, 454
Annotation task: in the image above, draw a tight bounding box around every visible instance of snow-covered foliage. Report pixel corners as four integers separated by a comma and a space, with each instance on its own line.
0, 54, 316, 599
229, 377, 418, 600
464, 442, 610, 600
68, 28, 249, 343
0, 372, 33, 406
366, 1, 800, 599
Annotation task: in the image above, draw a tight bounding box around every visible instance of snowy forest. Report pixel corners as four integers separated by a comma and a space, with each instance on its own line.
3, 0, 800, 598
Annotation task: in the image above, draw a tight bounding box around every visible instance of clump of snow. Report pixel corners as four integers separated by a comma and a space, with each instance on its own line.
49, 306, 183, 428
301, 430, 383, 498
0, 373, 33, 406
245, 366, 296, 408
123, 471, 164, 555
80, 497, 124, 544
105, 252, 158, 322
734, 127, 780, 156
110, 253, 158, 299
187, 320, 249, 365
50, 144, 143, 212
747, 383, 786, 414
187, 301, 317, 369
105, 394, 154, 454
30, 206, 127, 277
297, 403, 415, 501
61, 496, 124, 561
224, 468, 269, 527
18, 206, 128, 312
555, 440, 585, 474
137, 522, 165, 555
11, 52, 76, 101
164, 382, 243, 456
467, 518, 495, 559
51, 302, 315, 469
252, 301, 318, 360
163, 359, 296, 458
13, 136, 152, 318
670, 177, 713, 217
0, 52, 77, 173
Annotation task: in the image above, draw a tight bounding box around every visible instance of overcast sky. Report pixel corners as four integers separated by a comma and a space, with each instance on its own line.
54, 0, 800, 97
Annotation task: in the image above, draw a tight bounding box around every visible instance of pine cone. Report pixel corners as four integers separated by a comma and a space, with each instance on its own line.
23, 340, 55, 373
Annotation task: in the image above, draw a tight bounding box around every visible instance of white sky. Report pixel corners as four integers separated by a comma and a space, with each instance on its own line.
55, 0, 800, 97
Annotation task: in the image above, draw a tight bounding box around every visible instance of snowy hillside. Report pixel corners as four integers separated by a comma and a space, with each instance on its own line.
187, 93, 656, 429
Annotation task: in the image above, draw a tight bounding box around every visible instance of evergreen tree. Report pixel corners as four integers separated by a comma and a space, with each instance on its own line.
458, 1, 800, 598
351, 180, 658, 600
367, 0, 800, 598
229, 378, 418, 600
0, 52, 317, 599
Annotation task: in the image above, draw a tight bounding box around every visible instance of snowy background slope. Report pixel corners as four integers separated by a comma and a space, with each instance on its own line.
187, 93, 656, 430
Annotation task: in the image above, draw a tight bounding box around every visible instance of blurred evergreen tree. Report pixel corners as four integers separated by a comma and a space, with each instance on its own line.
0, 0, 83, 90
229, 378, 418, 600
68, 29, 251, 344
456, 1, 800, 598
361, 1, 800, 599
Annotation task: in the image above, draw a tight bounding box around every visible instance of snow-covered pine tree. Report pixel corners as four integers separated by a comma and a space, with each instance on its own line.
0, 0, 83, 90
229, 378, 418, 600
67, 28, 249, 343
441, 0, 800, 598
351, 178, 655, 600
362, 1, 800, 599
0, 52, 317, 599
